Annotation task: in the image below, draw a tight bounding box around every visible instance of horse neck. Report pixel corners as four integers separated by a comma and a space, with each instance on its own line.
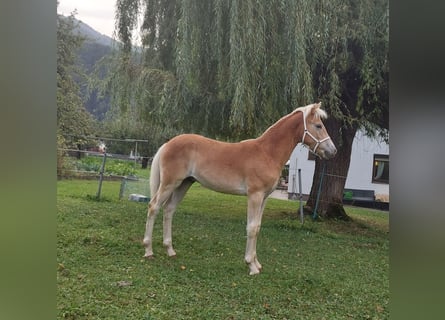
257, 111, 304, 167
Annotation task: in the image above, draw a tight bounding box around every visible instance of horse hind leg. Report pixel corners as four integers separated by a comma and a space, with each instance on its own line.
143, 194, 161, 258
162, 178, 194, 257
143, 183, 178, 258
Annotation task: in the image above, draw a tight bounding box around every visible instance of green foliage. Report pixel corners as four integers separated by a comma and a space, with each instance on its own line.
57, 133, 71, 177
108, 0, 388, 141
57, 13, 97, 148
58, 180, 389, 319
75, 156, 102, 172
92, 48, 178, 155
106, 160, 136, 176
75, 156, 137, 176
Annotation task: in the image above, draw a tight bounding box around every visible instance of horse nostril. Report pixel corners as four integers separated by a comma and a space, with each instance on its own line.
327, 148, 337, 158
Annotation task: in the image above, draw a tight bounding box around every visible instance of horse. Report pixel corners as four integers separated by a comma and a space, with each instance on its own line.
142, 102, 337, 275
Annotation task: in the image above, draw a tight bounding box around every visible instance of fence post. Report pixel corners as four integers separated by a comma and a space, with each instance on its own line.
96, 152, 107, 199
298, 169, 304, 224
313, 161, 326, 220
119, 178, 127, 200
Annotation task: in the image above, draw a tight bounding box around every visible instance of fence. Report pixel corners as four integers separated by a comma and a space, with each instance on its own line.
119, 176, 150, 202
58, 146, 150, 201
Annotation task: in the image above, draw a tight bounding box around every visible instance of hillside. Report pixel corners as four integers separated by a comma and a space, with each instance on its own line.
74, 19, 114, 47
76, 17, 116, 120
59, 14, 116, 120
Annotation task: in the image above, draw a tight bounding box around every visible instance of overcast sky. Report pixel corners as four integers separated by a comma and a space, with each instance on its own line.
57, 0, 117, 38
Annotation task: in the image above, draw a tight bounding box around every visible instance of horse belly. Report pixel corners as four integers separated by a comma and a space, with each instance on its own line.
194, 172, 247, 195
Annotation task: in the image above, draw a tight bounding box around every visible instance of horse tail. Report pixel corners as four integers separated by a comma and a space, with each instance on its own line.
149, 144, 164, 200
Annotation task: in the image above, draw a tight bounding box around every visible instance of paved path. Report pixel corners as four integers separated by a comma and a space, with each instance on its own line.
268, 189, 290, 201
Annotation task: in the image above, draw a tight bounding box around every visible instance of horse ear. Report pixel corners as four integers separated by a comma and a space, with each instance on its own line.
311, 102, 321, 114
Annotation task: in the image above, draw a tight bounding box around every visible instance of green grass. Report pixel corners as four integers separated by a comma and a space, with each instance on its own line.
57, 179, 389, 319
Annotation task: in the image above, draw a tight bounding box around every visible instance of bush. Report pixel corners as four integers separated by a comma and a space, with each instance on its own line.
75, 156, 136, 176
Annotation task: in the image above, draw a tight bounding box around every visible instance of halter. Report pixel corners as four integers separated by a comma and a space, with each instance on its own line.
301, 112, 332, 157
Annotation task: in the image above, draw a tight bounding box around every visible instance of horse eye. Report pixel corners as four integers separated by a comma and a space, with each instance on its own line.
315, 124, 322, 129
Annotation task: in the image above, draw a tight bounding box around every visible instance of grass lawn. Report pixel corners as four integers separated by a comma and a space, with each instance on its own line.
57, 175, 389, 319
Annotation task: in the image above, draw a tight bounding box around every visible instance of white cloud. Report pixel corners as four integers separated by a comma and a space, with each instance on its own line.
57, 0, 117, 38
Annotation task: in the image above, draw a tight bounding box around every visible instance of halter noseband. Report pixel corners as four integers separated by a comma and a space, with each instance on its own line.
301, 112, 331, 157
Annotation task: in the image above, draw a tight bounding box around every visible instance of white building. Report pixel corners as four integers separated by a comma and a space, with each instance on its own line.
287, 130, 389, 202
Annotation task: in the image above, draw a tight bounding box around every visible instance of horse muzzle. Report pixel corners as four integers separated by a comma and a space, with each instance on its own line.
319, 143, 337, 159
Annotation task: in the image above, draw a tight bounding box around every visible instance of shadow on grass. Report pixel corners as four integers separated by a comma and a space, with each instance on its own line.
86, 194, 114, 202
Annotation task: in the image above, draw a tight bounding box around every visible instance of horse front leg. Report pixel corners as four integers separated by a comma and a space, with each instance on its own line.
245, 192, 267, 275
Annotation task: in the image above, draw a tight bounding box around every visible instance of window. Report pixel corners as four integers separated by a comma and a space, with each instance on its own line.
372, 154, 389, 184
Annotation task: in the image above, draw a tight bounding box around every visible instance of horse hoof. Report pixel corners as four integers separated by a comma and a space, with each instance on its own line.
169, 254, 177, 259
143, 255, 155, 260
248, 266, 261, 275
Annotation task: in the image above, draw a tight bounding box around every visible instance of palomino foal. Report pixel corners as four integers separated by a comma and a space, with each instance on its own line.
143, 103, 336, 275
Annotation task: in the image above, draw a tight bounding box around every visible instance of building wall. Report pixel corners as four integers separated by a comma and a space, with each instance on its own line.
287, 130, 389, 200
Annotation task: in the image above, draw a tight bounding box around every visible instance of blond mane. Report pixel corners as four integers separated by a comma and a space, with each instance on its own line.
259, 102, 327, 138
292, 102, 328, 120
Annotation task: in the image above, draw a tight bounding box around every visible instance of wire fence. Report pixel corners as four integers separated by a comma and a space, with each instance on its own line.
119, 176, 150, 202
58, 147, 150, 201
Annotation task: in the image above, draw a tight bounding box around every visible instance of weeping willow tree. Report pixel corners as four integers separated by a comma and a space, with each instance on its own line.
110, 0, 388, 218
112, 0, 308, 139
302, 0, 389, 219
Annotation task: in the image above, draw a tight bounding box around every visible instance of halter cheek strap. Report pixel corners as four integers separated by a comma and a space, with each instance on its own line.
301, 113, 332, 157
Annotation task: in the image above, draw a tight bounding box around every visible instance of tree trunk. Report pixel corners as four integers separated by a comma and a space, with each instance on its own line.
305, 119, 357, 220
